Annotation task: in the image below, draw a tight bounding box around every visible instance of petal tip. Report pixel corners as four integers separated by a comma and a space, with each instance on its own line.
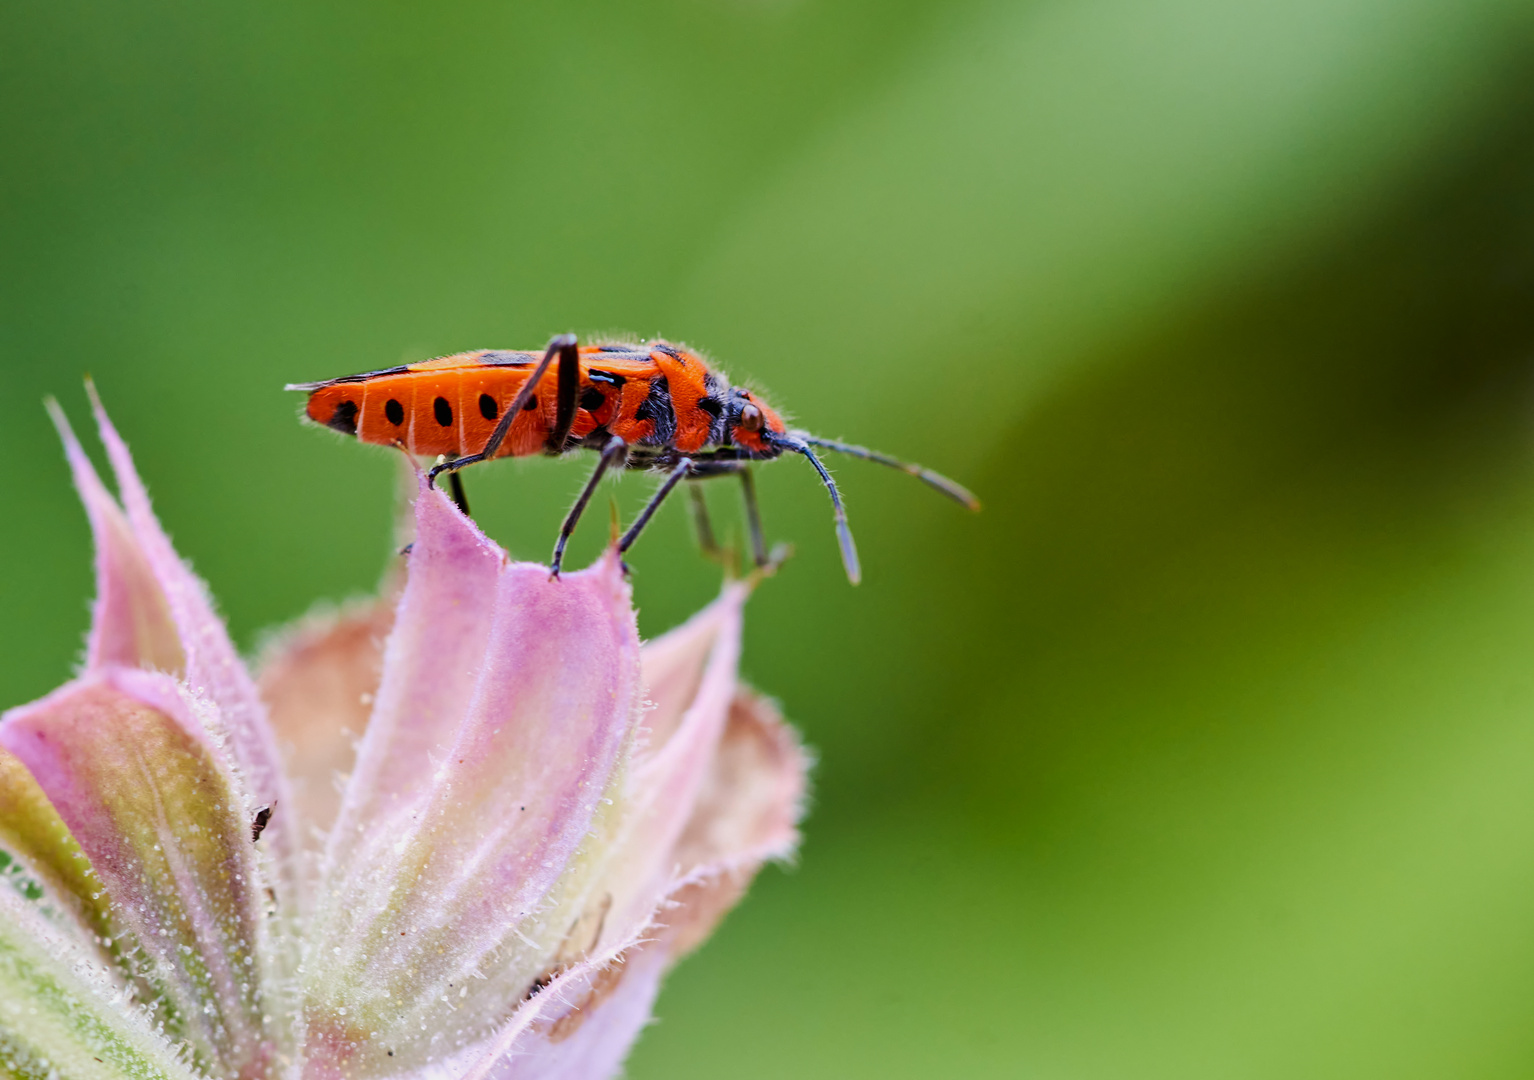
411, 472, 501, 558
590, 545, 635, 609
83, 377, 112, 437
45, 398, 94, 478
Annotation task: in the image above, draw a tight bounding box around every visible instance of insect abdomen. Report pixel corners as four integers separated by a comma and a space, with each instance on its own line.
305, 383, 362, 436
307, 365, 553, 458
353, 372, 426, 451
449, 367, 550, 459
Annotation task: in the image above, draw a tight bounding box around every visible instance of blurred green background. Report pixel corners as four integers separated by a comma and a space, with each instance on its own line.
7, 0, 1534, 1075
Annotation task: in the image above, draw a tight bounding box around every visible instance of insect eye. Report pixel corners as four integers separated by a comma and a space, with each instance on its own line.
739, 403, 763, 432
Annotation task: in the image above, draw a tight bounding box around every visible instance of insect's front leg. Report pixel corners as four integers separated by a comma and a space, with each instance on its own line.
685, 460, 768, 570
550, 434, 627, 578
687, 484, 722, 561
737, 466, 767, 569
617, 457, 696, 558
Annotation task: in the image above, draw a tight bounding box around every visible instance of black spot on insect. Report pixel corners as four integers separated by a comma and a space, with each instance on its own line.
523, 395, 539, 411
326, 399, 359, 436
698, 397, 723, 419
651, 342, 684, 360
385, 398, 404, 426
580, 386, 606, 413
251, 804, 274, 844
634, 375, 676, 446
434, 397, 453, 427
587, 369, 626, 388
479, 393, 498, 421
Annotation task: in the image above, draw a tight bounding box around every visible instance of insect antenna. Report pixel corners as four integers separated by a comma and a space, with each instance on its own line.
797, 434, 980, 510
769, 433, 861, 584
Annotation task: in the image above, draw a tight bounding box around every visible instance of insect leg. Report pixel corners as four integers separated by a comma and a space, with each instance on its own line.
682, 460, 768, 571
737, 466, 768, 569
618, 457, 694, 557
447, 469, 470, 516
550, 434, 627, 578
687, 483, 721, 560
429, 333, 578, 488
436, 454, 472, 515
545, 338, 582, 454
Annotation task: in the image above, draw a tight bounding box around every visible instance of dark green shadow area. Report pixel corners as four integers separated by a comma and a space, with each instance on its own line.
629, 90, 1534, 1080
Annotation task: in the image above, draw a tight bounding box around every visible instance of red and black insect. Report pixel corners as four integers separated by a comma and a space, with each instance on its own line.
287, 334, 978, 581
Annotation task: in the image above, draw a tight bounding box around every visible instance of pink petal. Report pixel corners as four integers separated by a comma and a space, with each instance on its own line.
257, 596, 395, 840
662, 687, 809, 957
465, 619, 807, 1080
465, 946, 667, 1080
587, 583, 750, 955
0, 744, 119, 956
47, 400, 184, 675
83, 389, 295, 869
0, 670, 276, 1080
304, 484, 643, 1077
638, 585, 746, 748
321, 478, 502, 877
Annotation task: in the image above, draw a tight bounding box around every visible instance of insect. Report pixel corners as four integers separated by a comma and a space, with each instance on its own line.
287, 334, 978, 582
250, 803, 274, 844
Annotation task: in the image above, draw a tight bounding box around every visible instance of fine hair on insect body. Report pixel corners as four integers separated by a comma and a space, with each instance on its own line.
287, 333, 979, 582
